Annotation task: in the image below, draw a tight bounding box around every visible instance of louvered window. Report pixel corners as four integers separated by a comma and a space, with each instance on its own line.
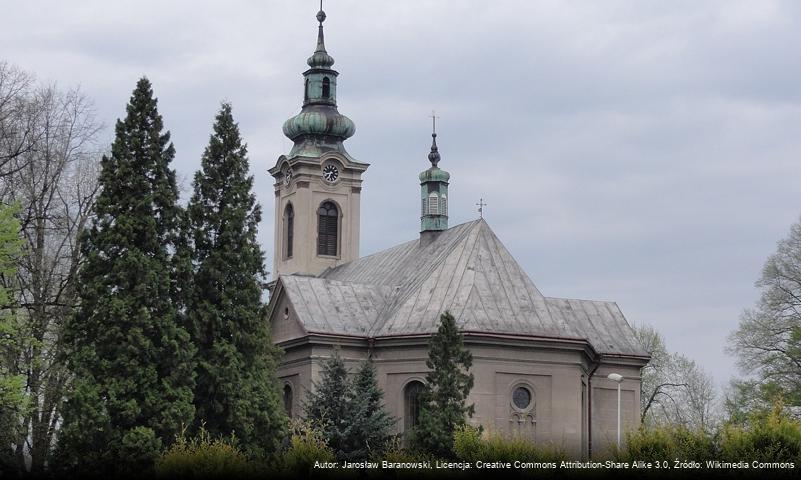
284, 203, 294, 258
441, 195, 447, 216
421, 197, 428, 216
317, 201, 338, 256
428, 192, 439, 215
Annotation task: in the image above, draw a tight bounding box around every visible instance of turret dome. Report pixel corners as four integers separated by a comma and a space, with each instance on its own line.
283, 109, 355, 140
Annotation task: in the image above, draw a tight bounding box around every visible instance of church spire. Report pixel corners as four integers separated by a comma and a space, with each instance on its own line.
419, 113, 450, 235
428, 114, 441, 167
308, 2, 335, 69
282, 3, 355, 155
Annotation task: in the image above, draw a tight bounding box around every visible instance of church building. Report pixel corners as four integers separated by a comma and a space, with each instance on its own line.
266, 7, 650, 457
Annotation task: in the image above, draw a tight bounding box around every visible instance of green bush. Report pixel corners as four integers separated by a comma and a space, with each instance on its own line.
118, 426, 163, 475
453, 425, 566, 463
720, 403, 801, 464
155, 425, 253, 479
364, 436, 425, 479
617, 425, 716, 462
279, 420, 336, 476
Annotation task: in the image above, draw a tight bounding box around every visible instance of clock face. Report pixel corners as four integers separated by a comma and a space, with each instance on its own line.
323, 164, 339, 183
284, 168, 293, 186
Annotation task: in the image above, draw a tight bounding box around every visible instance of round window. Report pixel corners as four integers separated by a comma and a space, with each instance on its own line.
512, 386, 532, 410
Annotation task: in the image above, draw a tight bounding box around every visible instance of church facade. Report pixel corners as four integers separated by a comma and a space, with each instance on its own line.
266, 8, 649, 458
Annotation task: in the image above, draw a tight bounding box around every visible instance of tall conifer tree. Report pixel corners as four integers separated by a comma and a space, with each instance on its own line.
345, 359, 396, 459
56, 78, 195, 474
186, 103, 286, 455
304, 349, 352, 458
413, 311, 475, 458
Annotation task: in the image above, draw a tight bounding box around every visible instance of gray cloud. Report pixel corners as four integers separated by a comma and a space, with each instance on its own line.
3, 0, 800, 390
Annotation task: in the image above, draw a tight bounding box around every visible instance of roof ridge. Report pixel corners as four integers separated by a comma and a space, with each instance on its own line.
322, 219, 484, 279
543, 295, 618, 305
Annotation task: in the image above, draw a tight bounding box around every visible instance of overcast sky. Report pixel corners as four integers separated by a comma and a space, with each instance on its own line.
4, 0, 800, 392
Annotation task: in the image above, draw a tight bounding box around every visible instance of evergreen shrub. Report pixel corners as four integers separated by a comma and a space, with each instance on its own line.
155, 425, 252, 479
453, 425, 566, 463
279, 420, 336, 475
720, 403, 801, 464
617, 425, 716, 462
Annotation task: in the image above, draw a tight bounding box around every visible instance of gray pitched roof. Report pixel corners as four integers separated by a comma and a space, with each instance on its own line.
276, 219, 647, 357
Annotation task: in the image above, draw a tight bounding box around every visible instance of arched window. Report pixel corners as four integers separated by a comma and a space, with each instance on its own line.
440, 194, 448, 216
304, 78, 309, 103
428, 192, 439, 215
284, 203, 294, 259
322, 77, 331, 99
404, 381, 425, 432
421, 197, 428, 216
283, 384, 293, 418
317, 201, 338, 256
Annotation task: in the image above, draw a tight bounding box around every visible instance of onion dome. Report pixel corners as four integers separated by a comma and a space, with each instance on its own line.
419, 132, 450, 182
282, 5, 356, 145
283, 109, 356, 140
307, 9, 335, 68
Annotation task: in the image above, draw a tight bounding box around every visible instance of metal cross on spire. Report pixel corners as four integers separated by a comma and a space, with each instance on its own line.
476, 198, 487, 219
429, 110, 439, 134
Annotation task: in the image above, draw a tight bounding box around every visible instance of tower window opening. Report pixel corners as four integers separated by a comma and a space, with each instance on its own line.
441, 195, 447, 216
322, 77, 331, 98
284, 203, 294, 259
304, 78, 310, 103
317, 201, 339, 256
428, 192, 439, 215
421, 197, 428, 216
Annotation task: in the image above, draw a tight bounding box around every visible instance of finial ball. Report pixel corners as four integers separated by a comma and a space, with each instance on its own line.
316, 10, 326, 24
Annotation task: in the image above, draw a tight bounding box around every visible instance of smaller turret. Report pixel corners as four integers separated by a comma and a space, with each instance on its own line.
420, 116, 450, 242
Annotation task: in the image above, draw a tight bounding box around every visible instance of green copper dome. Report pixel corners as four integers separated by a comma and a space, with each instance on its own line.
282, 7, 356, 145
419, 166, 450, 183
283, 109, 355, 140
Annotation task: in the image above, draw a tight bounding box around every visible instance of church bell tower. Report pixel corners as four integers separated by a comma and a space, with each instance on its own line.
269, 6, 369, 279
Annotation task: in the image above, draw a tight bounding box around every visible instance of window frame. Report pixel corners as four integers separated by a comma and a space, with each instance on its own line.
403, 380, 426, 432
322, 77, 331, 99
284, 202, 295, 259
317, 200, 340, 257
283, 383, 294, 418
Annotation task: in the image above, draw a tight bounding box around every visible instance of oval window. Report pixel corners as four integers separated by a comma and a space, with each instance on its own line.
513, 386, 532, 410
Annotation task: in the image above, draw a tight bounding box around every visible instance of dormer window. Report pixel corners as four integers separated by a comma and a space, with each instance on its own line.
322, 77, 331, 99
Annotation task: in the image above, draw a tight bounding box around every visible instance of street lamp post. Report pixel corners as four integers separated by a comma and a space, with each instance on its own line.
607, 373, 624, 449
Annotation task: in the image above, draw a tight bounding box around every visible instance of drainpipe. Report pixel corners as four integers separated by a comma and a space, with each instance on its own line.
586, 359, 601, 459
367, 337, 375, 358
